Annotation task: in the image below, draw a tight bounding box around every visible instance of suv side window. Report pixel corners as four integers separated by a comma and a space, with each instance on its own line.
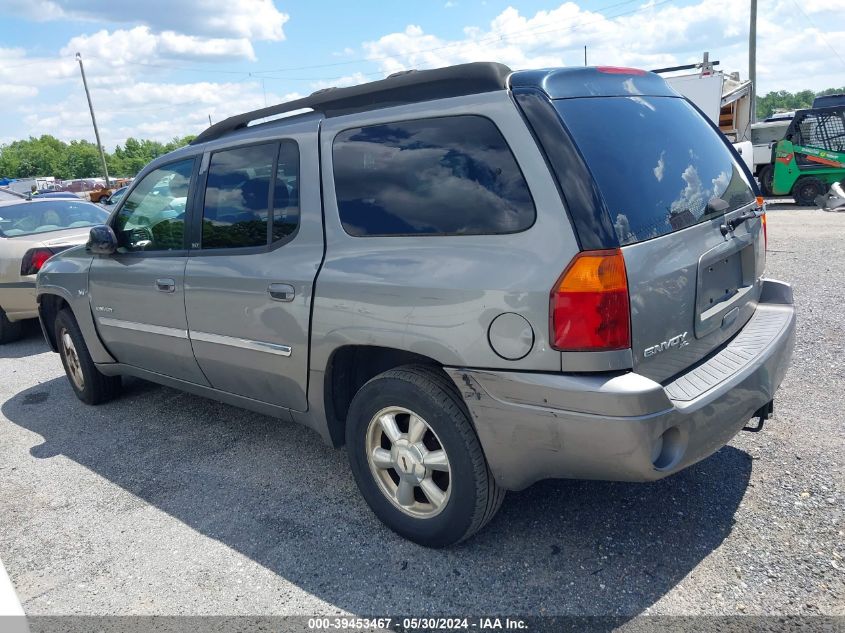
332, 115, 535, 236
113, 158, 194, 252
202, 144, 275, 249
200, 141, 300, 249
272, 141, 300, 243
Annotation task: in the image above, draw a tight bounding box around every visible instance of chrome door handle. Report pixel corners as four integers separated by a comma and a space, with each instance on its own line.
155, 278, 176, 293
268, 283, 295, 302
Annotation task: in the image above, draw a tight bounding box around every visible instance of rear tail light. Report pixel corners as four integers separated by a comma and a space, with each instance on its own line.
550, 248, 631, 351
757, 197, 767, 251
21, 248, 56, 276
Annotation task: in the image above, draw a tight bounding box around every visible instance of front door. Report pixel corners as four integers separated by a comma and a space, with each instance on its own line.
88, 157, 209, 385
184, 123, 323, 411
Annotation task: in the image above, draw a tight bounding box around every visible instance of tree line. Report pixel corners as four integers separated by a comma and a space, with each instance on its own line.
756, 86, 844, 120
0, 135, 196, 181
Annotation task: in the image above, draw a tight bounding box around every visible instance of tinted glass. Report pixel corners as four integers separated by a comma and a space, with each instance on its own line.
202, 144, 275, 249
555, 97, 755, 245
0, 200, 107, 237
333, 116, 535, 236
272, 141, 300, 243
113, 158, 193, 252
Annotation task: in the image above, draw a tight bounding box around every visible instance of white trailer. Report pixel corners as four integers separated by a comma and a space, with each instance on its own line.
659, 55, 755, 175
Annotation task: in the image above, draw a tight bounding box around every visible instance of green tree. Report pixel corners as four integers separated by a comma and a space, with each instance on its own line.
0, 135, 66, 178
63, 140, 103, 179
757, 87, 845, 120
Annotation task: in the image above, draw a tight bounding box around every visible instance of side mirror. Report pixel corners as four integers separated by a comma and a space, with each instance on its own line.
87, 225, 118, 255
101, 196, 113, 205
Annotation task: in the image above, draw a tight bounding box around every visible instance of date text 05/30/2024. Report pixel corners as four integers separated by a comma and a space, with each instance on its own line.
307, 617, 529, 630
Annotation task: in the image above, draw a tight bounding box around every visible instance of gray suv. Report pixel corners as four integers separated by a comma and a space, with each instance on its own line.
36, 63, 795, 547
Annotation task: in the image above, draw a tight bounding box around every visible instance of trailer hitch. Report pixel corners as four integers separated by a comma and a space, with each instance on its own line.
743, 400, 774, 432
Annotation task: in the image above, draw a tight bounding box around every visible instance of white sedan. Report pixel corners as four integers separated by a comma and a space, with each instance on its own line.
0, 198, 107, 343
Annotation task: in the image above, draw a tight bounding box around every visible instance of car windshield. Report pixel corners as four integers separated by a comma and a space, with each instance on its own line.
554, 96, 756, 245
0, 200, 108, 237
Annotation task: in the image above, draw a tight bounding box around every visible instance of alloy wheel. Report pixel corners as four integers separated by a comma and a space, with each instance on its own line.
365, 406, 451, 518
60, 328, 85, 391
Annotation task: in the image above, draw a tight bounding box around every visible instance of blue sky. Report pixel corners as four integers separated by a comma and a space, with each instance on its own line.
1, 0, 843, 149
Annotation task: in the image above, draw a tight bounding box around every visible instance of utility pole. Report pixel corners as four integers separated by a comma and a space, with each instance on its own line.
75, 52, 110, 187
749, 0, 757, 122
584, 46, 588, 67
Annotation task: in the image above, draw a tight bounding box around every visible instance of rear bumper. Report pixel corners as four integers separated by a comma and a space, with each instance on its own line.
446, 279, 796, 491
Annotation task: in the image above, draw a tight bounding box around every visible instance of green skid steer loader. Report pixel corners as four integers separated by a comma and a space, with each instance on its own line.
771, 104, 845, 205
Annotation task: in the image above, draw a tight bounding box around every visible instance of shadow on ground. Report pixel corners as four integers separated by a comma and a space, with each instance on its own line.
2, 376, 752, 616
0, 321, 49, 360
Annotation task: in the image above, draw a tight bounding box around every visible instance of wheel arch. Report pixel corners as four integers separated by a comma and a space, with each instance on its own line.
322, 345, 448, 448
36, 287, 116, 363
37, 292, 70, 352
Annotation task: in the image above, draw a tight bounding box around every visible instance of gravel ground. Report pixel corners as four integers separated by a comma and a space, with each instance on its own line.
0, 206, 842, 620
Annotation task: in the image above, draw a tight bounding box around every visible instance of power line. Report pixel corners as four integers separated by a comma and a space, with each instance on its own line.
787, 0, 845, 70
0, 57, 72, 70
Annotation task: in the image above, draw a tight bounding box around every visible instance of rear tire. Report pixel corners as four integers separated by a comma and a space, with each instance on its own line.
793, 176, 826, 206
346, 365, 504, 547
0, 308, 24, 344
54, 309, 121, 405
758, 165, 774, 196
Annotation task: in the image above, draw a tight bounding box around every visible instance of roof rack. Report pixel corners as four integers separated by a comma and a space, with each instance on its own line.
191, 62, 512, 145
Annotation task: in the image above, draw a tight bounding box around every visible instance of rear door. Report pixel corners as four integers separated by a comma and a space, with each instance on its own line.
554, 95, 764, 381
184, 121, 322, 411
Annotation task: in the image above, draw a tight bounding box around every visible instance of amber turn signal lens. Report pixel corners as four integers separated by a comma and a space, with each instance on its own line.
556, 249, 628, 293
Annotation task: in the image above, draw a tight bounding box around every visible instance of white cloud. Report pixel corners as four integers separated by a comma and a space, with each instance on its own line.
19, 80, 299, 150
62, 26, 257, 65
309, 72, 372, 91
3, 0, 289, 41
360, 0, 845, 93
653, 151, 665, 182
4, 85, 39, 100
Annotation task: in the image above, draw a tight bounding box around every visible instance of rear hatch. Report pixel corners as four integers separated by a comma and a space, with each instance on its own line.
554, 94, 765, 382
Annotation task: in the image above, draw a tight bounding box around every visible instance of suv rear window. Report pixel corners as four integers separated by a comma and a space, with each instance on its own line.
332, 115, 535, 236
554, 96, 755, 245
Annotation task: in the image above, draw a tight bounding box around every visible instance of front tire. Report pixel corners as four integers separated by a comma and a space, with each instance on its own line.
55, 309, 121, 405
758, 164, 774, 196
793, 176, 826, 206
346, 365, 504, 547
0, 308, 24, 344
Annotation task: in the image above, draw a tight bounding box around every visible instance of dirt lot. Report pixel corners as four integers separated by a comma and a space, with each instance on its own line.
0, 206, 842, 619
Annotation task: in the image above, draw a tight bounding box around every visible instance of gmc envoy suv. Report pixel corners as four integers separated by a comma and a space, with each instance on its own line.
36, 63, 795, 547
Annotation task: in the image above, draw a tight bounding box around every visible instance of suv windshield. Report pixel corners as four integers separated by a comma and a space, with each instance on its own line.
0, 200, 107, 237
555, 96, 755, 245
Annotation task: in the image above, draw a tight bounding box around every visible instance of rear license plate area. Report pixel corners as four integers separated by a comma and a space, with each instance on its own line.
695, 239, 756, 338
700, 252, 743, 308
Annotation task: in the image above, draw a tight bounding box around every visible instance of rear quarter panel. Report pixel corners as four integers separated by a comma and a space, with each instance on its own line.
312, 92, 577, 372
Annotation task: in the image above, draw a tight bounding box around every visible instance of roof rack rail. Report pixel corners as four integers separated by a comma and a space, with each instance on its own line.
191, 62, 512, 145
